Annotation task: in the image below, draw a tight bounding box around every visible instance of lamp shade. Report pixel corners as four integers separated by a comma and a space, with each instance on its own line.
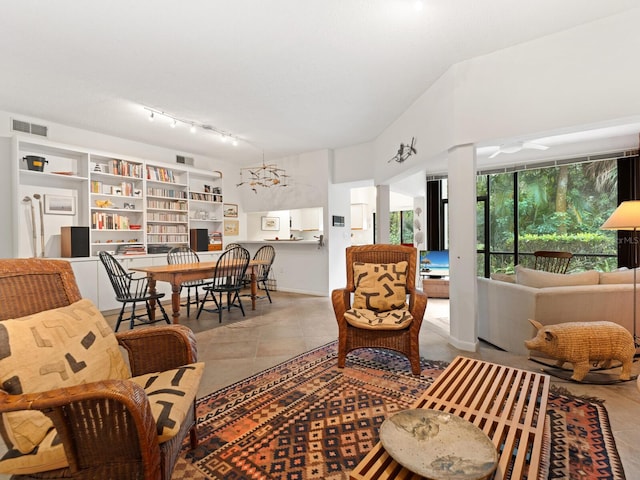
601, 201, 640, 230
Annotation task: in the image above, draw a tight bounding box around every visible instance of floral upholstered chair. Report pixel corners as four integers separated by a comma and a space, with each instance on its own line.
331, 244, 428, 375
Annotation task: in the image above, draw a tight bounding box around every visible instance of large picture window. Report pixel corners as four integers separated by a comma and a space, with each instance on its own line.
430, 157, 621, 276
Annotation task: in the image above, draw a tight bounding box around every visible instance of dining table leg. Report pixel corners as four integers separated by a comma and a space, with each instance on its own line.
250, 268, 258, 310
147, 277, 157, 321
170, 282, 182, 323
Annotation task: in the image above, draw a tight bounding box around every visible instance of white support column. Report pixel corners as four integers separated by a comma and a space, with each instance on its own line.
376, 184, 390, 244
447, 144, 478, 352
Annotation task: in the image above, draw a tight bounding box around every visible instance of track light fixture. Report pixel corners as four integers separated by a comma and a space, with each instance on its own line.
143, 107, 240, 146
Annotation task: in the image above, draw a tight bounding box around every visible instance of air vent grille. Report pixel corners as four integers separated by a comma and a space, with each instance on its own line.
176, 155, 194, 166
11, 118, 48, 137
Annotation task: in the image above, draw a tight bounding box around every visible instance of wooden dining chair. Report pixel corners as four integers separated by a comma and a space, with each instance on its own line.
533, 250, 573, 274
197, 246, 250, 322
167, 246, 212, 317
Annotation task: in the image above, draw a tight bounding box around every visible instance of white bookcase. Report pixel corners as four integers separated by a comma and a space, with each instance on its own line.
12, 136, 225, 259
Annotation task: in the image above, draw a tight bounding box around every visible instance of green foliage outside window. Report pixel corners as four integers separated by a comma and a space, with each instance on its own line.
480, 159, 618, 274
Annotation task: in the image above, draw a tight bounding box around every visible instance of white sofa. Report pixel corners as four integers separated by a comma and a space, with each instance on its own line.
477, 266, 637, 355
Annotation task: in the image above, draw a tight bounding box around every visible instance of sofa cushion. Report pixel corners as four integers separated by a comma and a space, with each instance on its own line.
344, 307, 413, 330
515, 265, 599, 288
130, 362, 204, 444
0, 299, 130, 454
352, 261, 408, 312
599, 267, 638, 284
490, 273, 516, 283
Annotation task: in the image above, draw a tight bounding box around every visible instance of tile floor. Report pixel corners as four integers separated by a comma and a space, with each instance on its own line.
172, 290, 640, 476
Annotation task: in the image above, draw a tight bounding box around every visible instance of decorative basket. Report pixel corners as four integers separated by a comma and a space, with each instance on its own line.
23, 155, 48, 172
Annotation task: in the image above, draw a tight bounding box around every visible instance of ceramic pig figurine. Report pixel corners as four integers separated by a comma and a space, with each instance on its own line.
524, 319, 635, 382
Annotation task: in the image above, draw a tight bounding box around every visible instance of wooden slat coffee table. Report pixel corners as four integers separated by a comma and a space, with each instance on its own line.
350, 356, 551, 480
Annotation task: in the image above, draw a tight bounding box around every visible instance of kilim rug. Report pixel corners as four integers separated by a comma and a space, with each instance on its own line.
173, 342, 626, 480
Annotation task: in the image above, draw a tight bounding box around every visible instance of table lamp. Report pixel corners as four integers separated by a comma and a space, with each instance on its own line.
601, 200, 640, 348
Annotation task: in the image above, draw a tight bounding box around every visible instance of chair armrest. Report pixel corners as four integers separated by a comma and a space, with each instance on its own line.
117, 325, 198, 376
0, 380, 161, 479
331, 288, 353, 327
408, 289, 428, 332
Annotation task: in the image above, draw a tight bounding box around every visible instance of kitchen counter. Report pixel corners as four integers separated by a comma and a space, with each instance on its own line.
239, 240, 319, 245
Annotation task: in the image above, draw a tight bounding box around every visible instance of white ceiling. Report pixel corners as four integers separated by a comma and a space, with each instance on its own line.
1, 0, 639, 166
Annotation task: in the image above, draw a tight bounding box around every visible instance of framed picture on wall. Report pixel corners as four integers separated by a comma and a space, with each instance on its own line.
224, 203, 238, 217
261, 216, 280, 231
224, 220, 239, 236
44, 194, 76, 215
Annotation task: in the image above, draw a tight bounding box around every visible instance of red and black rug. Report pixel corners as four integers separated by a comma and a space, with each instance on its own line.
174, 342, 625, 480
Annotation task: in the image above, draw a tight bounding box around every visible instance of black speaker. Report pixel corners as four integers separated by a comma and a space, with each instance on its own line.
190, 228, 209, 252
61, 226, 89, 257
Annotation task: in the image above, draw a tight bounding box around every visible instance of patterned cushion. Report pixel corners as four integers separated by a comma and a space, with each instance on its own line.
0, 299, 130, 454
344, 307, 413, 330
0, 429, 67, 475
0, 363, 204, 474
352, 261, 408, 312
130, 362, 204, 443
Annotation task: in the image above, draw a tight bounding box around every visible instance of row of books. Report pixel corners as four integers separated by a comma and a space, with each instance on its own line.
146, 166, 180, 183
91, 212, 132, 230
147, 187, 187, 198
115, 243, 146, 255
94, 160, 143, 178
91, 180, 140, 197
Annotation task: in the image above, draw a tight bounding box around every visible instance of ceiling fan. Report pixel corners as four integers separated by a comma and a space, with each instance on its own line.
488, 141, 549, 159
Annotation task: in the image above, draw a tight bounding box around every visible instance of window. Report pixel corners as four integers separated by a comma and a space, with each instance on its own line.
390, 210, 414, 245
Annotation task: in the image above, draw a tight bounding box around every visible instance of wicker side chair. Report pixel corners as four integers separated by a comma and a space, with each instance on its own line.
533, 250, 573, 273
331, 244, 428, 375
0, 258, 200, 480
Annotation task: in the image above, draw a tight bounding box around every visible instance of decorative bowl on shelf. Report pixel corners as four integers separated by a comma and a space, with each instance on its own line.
130, 225, 142, 230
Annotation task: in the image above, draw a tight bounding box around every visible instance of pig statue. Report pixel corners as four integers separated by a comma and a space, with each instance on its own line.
524, 319, 635, 382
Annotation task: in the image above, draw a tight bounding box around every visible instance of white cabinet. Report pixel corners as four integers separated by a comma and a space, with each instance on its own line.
351, 203, 369, 230
290, 207, 323, 231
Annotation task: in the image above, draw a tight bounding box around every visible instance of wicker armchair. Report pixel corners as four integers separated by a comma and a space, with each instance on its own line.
331, 244, 428, 375
0, 258, 200, 480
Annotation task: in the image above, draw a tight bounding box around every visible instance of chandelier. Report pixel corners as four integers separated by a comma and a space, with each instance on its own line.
237, 159, 291, 194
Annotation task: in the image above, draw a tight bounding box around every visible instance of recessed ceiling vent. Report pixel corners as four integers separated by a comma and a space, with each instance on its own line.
176, 155, 194, 166
11, 118, 48, 137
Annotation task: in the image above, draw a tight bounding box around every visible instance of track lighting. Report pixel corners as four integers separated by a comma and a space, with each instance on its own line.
143, 106, 242, 146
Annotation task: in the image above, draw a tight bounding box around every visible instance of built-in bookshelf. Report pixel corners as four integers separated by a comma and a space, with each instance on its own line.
12, 136, 225, 258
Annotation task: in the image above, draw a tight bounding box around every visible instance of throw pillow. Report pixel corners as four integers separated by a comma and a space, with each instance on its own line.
514, 265, 599, 288
352, 261, 408, 312
0, 299, 130, 454
599, 267, 638, 284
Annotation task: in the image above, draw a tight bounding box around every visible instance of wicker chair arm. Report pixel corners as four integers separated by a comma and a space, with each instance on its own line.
331, 288, 353, 327
0, 380, 161, 480
117, 325, 198, 376
408, 289, 428, 331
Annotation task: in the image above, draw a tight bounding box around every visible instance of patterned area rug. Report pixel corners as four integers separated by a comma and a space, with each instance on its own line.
173, 342, 625, 480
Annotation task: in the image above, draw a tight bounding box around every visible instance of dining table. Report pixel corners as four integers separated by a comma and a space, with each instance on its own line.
131, 259, 267, 323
